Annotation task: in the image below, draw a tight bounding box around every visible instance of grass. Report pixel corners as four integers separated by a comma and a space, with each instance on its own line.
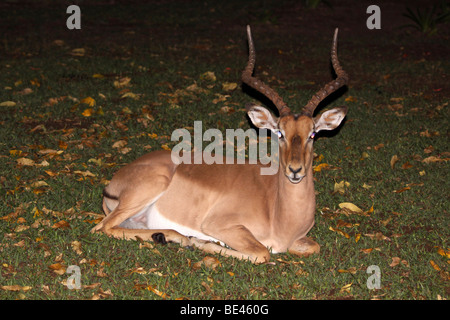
0, 0, 449, 300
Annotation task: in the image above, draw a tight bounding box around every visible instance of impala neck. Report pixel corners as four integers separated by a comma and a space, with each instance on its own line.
277, 166, 315, 209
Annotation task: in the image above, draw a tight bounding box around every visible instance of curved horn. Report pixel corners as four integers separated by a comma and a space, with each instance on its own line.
242, 25, 291, 116
302, 28, 349, 117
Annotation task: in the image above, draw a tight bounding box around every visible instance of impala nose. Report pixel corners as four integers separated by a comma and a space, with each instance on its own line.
289, 166, 302, 174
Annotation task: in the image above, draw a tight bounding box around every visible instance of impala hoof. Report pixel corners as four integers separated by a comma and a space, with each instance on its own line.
152, 232, 167, 244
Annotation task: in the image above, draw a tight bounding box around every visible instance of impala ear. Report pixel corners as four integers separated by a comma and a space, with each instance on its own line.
247, 105, 278, 132
314, 106, 347, 132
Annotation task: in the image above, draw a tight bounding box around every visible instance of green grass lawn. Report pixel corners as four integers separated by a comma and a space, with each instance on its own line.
0, 0, 448, 300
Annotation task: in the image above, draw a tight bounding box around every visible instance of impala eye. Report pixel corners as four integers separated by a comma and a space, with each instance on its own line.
309, 132, 316, 140
276, 130, 284, 139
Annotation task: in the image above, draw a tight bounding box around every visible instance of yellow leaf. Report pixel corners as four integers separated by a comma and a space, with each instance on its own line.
436, 247, 450, 259
227, 271, 235, 276
334, 180, 350, 194
70, 48, 85, 56
340, 283, 353, 293
313, 163, 329, 172
222, 82, 238, 91
10, 149, 22, 156
390, 155, 399, 169
339, 202, 363, 213
146, 285, 169, 299
430, 260, 441, 271
121, 92, 139, 100
1, 285, 32, 292
355, 233, 361, 243
92, 73, 105, 78
161, 144, 171, 151
82, 108, 93, 117
200, 71, 216, 81
345, 96, 357, 102
81, 97, 96, 107
338, 267, 357, 274
0, 101, 16, 107
329, 226, 350, 238
114, 77, 131, 88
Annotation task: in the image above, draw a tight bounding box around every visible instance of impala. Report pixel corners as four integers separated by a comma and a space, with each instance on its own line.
92, 26, 349, 263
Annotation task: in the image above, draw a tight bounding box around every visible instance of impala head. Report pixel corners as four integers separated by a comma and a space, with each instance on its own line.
242, 26, 349, 184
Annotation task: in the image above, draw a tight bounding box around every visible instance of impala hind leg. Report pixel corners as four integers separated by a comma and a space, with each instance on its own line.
288, 237, 320, 257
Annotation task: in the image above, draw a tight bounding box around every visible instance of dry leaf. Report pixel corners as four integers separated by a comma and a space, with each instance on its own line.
17, 158, 35, 166
422, 156, 448, 163
430, 260, 441, 271
329, 226, 350, 238
1, 285, 32, 292
192, 256, 221, 270
0, 101, 17, 107
200, 71, 216, 81
393, 186, 410, 193
338, 267, 357, 274
48, 263, 66, 275
222, 82, 238, 91
313, 163, 329, 172
14, 225, 30, 232
81, 97, 96, 107
364, 232, 391, 241
70, 48, 85, 56
146, 285, 169, 299
51, 220, 70, 229
339, 202, 363, 214
390, 155, 399, 169
112, 140, 127, 149
71, 241, 83, 255
436, 247, 450, 259
334, 180, 350, 194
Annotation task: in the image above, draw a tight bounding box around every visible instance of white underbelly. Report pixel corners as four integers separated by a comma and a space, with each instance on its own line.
144, 203, 221, 244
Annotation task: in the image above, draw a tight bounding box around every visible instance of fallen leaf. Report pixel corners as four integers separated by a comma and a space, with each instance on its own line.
82, 108, 93, 117
17, 158, 35, 166
1, 285, 32, 292
81, 96, 96, 107
422, 156, 448, 163
146, 285, 170, 299
364, 232, 391, 241
334, 180, 350, 194
329, 226, 350, 239
393, 186, 410, 193
200, 71, 216, 81
430, 260, 441, 271
313, 163, 329, 172
70, 48, 85, 56
71, 241, 83, 255
14, 225, 30, 233
0, 101, 17, 107
340, 282, 353, 293
192, 256, 221, 270
112, 140, 127, 149
114, 77, 131, 88
51, 220, 70, 229
222, 82, 238, 91
390, 155, 399, 169
338, 267, 357, 274
339, 202, 363, 214
48, 263, 66, 275
345, 96, 357, 102
436, 247, 450, 259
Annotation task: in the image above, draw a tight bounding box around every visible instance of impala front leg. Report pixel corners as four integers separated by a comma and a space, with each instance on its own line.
288, 237, 320, 257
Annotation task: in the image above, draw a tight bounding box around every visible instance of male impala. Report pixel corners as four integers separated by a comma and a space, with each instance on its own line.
92, 26, 349, 263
